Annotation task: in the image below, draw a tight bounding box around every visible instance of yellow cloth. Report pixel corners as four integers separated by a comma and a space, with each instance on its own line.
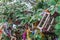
40, 32, 45, 40
26, 29, 31, 40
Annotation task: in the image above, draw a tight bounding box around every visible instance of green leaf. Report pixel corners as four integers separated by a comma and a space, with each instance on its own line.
57, 6, 60, 13
55, 23, 60, 29
48, 0, 56, 5
55, 16, 60, 23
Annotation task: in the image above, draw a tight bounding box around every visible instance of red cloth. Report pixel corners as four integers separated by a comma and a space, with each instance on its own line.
0, 30, 2, 34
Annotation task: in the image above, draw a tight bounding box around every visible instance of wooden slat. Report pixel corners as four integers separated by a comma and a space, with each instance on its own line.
47, 18, 54, 31
42, 14, 50, 28
37, 13, 46, 27
44, 15, 50, 28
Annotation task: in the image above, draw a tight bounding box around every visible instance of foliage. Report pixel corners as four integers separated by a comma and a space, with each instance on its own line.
0, 0, 60, 25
